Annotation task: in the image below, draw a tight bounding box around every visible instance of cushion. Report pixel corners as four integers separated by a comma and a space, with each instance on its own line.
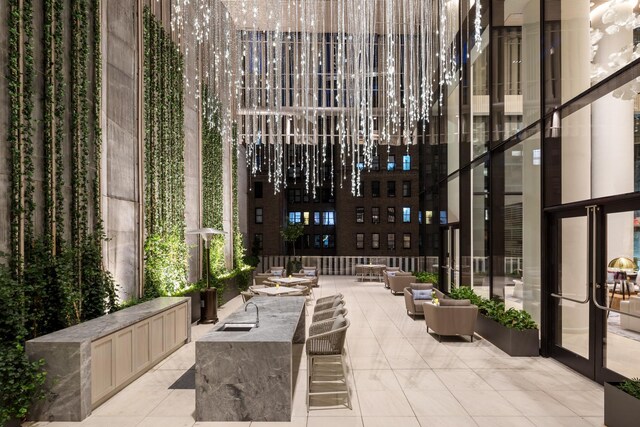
332, 314, 347, 330
387, 271, 397, 277
303, 269, 316, 276
410, 283, 433, 291
271, 269, 283, 277
440, 298, 471, 306
413, 290, 433, 300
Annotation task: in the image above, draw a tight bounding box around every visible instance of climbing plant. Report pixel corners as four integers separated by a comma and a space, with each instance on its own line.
201, 85, 227, 278
143, 7, 188, 298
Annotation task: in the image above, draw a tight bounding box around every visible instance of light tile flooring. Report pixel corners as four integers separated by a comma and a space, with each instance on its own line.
31, 276, 605, 427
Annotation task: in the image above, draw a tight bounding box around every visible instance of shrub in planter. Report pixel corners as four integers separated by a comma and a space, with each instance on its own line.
0, 343, 46, 425
605, 379, 640, 427
414, 271, 438, 285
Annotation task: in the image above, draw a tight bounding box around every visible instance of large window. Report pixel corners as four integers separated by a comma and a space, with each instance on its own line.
372, 155, 380, 171
288, 188, 302, 204
387, 181, 396, 197
323, 234, 335, 248
387, 154, 396, 171
371, 233, 380, 249
402, 207, 411, 223
402, 181, 411, 197
402, 155, 411, 171
313, 234, 321, 249
372, 181, 380, 197
254, 233, 263, 249
403, 233, 411, 249
303, 212, 310, 225
254, 181, 263, 198
372, 207, 380, 224
356, 207, 365, 223
387, 233, 395, 250
387, 207, 395, 223
313, 211, 321, 225
288, 211, 302, 224
323, 211, 336, 225
356, 233, 364, 249
255, 208, 263, 224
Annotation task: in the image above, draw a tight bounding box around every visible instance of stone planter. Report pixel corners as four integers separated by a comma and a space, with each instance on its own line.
475, 314, 539, 356
605, 382, 640, 427
185, 290, 201, 323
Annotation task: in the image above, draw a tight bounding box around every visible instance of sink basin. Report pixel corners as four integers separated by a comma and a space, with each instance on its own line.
217, 323, 257, 332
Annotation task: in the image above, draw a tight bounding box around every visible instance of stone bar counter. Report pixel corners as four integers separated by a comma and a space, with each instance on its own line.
26, 297, 191, 421
196, 296, 306, 422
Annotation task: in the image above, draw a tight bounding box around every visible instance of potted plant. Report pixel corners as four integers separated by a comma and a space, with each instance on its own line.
605, 378, 640, 427
281, 221, 304, 275
449, 287, 539, 356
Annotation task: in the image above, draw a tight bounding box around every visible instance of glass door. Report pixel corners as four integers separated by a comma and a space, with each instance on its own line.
441, 224, 460, 293
548, 199, 640, 383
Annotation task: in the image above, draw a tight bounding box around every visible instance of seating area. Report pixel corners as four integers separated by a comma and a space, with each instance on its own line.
51, 275, 604, 427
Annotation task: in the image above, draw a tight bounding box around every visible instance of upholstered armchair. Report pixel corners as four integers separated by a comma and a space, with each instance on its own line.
423, 289, 478, 342
385, 272, 413, 292
382, 267, 403, 288
292, 266, 319, 287
388, 274, 417, 295
403, 283, 434, 317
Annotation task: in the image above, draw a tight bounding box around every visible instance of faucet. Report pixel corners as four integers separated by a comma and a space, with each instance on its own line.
244, 301, 259, 327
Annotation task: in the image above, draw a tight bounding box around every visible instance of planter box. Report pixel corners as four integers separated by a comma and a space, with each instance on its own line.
475, 314, 539, 356
605, 382, 640, 427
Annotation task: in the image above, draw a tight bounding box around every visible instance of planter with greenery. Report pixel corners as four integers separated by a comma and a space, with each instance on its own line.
414, 271, 438, 286
282, 222, 305, 275
449, 287, 539, 356
605, 379, 640, 427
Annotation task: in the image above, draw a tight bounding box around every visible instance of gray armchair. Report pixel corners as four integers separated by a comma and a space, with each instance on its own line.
388, 274, 418, 295
423, 289, 478, 342
382, 269, 406, 289
403, 283, 434, 317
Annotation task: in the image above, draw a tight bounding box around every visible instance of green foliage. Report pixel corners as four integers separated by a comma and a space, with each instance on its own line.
414, 271, 439, 286
0, 343, 46, 425
144, 231, 189, 298
448, 287, 538, 331
281, 222, 305, 257
618, 378, 640, 400
143, 7, 187, 299
0, 263, 26, 343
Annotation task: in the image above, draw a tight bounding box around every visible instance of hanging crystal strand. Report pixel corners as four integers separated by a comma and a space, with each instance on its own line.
475, 0, 483, 53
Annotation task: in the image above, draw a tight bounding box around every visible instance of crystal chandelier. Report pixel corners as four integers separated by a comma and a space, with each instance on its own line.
172, 0, 469, 195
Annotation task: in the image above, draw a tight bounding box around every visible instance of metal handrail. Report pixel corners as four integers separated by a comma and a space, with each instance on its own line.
551, 291, 589, 304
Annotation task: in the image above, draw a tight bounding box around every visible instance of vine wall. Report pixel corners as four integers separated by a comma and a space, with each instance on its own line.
143, 6, 188, 298
1, 0, 115, 422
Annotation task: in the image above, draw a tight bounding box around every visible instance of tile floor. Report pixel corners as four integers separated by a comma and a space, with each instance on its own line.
30, 275, 605, 427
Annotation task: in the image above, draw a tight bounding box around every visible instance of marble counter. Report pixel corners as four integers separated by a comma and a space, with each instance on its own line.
196, 296, 306, 422
26, 297, 190, 421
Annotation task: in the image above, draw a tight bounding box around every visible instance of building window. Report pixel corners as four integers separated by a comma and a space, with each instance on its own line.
372, 155, 380, 171
402, 207, 411, 223
254, 181, 263, 198
403, 233, 411, 249
356, 207, 365, 223
323, 211, 336, 225
372, 233, 380, 249
402, 155, 411, 171
288, 211, 302, 223
387, 181, 396, 197
303, 212, 310, 225
254, 233, 263, 249
323, 234, 335, 248
372, 207, 380, 224
426, 211, 433, 224
357, 181, 364, 197
356, 233, 364, 249
288, 188, 302, 204
314, 234, 321, 248
402, 181, 411, 197
387, 233, 395, 250
387, 207, 395, 223
314, 212, 321, 225
372, 181, 380, 197
387, 154, 396, 171
255, 208, 263, 224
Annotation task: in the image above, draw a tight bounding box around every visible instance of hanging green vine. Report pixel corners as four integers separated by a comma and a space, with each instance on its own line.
232, 123, 246, 268
143, 7, 187, 298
